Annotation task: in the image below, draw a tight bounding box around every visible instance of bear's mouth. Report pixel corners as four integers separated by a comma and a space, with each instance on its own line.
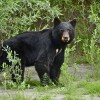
61, 36, 70, 42
61, 31, 70, 42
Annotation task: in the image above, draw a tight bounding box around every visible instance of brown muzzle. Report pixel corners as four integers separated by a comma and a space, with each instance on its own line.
61, 31, 70, 42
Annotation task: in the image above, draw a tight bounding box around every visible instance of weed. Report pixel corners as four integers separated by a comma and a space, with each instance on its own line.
83, 29, 100, 80
34, 95, 52, 100
42, 73, 52, 86
1, 46, 30, 90
0, 96, 8, 100
12, 92, 31, 100
82, 2, 100, 80
64, 95, 83, 100
77, 80, 88, 88
85, 81, 100, 95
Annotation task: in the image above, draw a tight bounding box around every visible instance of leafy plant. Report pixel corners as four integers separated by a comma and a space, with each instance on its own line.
60, 45, 76, 86
1, 46, 30, 89
0, 0, 62, 40
83, 2, 100, 80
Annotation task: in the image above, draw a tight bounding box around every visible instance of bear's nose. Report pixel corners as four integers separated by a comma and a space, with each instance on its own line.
64, 37, 68, 40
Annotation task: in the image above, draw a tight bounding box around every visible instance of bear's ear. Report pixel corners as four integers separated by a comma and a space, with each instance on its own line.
54, 17, 61, 27
70, 18, 77, 28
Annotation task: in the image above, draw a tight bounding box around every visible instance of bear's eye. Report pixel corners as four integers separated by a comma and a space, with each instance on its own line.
60, 29, 64, 33
67, 29, 71, 33
67, 29, 71, 32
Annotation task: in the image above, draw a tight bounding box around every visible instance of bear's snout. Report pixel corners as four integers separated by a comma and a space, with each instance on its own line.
61, 31, 70, 42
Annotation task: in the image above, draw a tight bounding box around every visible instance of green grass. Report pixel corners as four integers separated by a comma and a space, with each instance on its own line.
85, 81, 100, 95
77, 80, 88, 88
0, 96, 8, 100
12, 93, 30, 100
0, 92, 31, 100
64, 95, 83, 100
76, 80, 100, 96
0, 80, 100, 100
34, 95, 52, 100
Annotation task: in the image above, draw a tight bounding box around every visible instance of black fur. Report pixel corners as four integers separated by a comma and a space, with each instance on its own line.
0, 18, 76, 84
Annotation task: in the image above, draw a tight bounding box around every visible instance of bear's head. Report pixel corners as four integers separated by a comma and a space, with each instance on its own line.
52, 17, 76, 48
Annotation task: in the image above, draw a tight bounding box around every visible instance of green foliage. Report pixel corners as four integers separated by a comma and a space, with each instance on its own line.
77, 80, 88, 88
85, 81, 100, 95
42, 73, 52, 86
1, 46, 30, 90
88, 2, 100, 23
60, 46, 76, 86
34, 95, 52, 100
0, 0, 100, 68
64, 95, 82, 100
12, 92, 31, 100
60, 63, 72, 86
83, 30, 100, 66
82, 3, 100, 79
0, 0, 62, 39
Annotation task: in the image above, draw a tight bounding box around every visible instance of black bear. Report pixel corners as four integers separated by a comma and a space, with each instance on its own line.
0, 17, 76, 84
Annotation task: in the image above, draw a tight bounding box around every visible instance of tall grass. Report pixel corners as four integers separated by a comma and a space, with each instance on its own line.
82, 3, 100, 80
